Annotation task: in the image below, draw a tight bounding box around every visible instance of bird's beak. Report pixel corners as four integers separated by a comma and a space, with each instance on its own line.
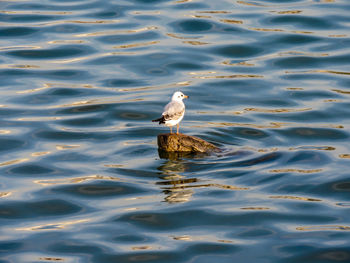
184, 95, 189, 99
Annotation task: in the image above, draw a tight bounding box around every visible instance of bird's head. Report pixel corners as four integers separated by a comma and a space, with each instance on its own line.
172, 91, 189, 101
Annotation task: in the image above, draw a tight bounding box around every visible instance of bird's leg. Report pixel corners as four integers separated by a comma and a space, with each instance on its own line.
170, 126, 172, 134
177, 124, 179, 134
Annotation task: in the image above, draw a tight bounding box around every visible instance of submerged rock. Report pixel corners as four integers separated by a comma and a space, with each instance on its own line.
157, 133, 220, 153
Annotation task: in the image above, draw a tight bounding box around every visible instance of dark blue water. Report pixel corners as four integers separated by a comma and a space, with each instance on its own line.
1, 0, 350, 262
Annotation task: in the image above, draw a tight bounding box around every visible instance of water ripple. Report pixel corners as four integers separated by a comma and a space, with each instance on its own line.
1, 0, 350, 262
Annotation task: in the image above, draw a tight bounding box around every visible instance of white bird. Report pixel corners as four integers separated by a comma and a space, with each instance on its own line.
152, 91, 189, 134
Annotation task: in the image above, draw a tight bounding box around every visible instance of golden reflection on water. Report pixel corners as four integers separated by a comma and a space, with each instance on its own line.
75, 26, 158, 37
189, 71, 216, 75
0, 192, 12, 198
131, 246, 152, 251
241, 145, 338, 154
38, 257, 63, 262
284, 51, 328, 58
289, 145, 336, 151
174, 0, 192, 4
249, 27, 314, 35
221, 51, 328, 70
61, 20, 118, 24
286, 70, 350, 76
0, 129, 11, 134
0, 158, 29, 167
183, 40, 209, 45
118, 80, 191, 93
339, 154, 350, 159
195, 121, 344, 130
49, 54, 100, 64
15, 219, 89, 231
0, 45, 41, 51
31, 151, 51, 157
172, 235, 192, 241
250, 27, 284, 32
242, 146, 278, 153
296, 225, 350, 231
132, 10, 161, 15
240, 207, 270, 210
17, 117, 62, 121
244, 107, 312, 113
16, 83, 51, 94
0, 64, 40, 69
286, 87, 304, 90
332, 89, 350, 95
35, 174, 120, 186
218, 239, 234, 244
113, 41, 160, 49
324, 99, 342, 103
171, 234, 234, 244
275, 10, 302, 14
107, 51, 138, 56
270, 195, 322, 202
329, 34, 347, 38
0, 153, 51, 168
28, 19, 120, 27
205, 121, 283, 129
56, 144, 80, 150
48, 40, 86, 44
166, 33, 200, 40
192, 74, 263, 79
319, 70, 350, 76
220, 19, 243, 24
237, 0, 265, 7
210, 184, 249, 190
269, 168, 323, 174
197, 11, 232, 14
222, 60, 255, 66
0, 10, 71, 15
104, 164, 124, 168
51, 97, 144, 108
187, 14, 212, 19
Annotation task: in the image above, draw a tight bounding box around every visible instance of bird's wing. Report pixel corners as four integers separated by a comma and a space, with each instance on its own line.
162, 101, 185, 121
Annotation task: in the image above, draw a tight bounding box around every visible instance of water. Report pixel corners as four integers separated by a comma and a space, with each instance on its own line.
1, 0, 350, 262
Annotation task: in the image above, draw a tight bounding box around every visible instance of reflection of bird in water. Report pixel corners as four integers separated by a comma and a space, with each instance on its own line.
152, 91, 189, 134
164, 188, 194, 203
157, 159, 196, 203
157, 175, 197, 204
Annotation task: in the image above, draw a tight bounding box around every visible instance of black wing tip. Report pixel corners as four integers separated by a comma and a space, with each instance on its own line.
152, 116, 165, 124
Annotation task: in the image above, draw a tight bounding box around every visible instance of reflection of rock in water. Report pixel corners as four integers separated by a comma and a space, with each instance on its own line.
158, 149, 208, 160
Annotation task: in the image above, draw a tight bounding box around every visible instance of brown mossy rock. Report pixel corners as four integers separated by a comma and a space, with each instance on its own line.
157, 133, 220, 153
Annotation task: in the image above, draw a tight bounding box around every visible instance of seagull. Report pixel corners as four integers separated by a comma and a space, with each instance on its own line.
152, 91, 189, 134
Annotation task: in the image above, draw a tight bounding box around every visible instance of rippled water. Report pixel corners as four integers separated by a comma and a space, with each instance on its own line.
1, 0, 350, 262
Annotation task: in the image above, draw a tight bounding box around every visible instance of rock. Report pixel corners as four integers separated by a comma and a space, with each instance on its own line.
157, 133, 220, 153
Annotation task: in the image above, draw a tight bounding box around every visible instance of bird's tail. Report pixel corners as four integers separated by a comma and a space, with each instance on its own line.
152, 116, 165, 124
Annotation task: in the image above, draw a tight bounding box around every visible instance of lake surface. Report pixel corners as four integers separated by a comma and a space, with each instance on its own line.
1, 0, 350, 262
